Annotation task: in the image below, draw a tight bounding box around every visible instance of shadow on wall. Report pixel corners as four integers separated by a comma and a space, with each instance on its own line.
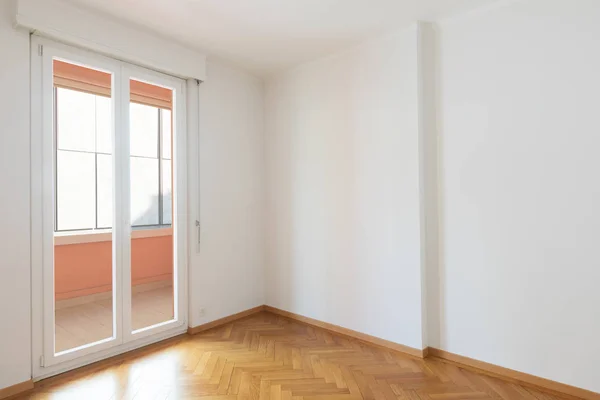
268, 91, 362, 327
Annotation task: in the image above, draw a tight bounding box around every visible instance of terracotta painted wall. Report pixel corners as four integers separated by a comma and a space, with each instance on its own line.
54, 235, 173, 300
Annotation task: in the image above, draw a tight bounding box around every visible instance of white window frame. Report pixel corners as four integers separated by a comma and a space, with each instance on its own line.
30, 36, 188, 378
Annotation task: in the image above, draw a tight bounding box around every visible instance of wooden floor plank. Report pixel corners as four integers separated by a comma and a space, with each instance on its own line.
20, 312, 575, 400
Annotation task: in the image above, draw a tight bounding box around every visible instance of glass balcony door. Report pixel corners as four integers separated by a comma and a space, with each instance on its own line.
121, 66, 186, 342
35, 38, 187, 369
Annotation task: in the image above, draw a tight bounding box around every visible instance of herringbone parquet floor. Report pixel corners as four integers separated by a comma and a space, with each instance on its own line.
20, 312, 570, 400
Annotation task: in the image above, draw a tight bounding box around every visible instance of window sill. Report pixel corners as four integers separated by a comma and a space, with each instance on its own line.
54, 227, 173, 246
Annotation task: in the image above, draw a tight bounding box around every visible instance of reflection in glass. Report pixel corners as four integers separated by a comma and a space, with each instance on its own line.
130, 157, 160, 226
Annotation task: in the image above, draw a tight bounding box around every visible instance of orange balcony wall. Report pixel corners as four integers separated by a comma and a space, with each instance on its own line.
54, 231, 173, 300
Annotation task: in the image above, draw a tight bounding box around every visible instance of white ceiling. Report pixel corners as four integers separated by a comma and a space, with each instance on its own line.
65, 0, 496, 76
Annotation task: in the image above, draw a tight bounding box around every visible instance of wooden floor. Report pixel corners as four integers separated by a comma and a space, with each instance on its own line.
21, 312, 569, 400
55, 285, 174, 353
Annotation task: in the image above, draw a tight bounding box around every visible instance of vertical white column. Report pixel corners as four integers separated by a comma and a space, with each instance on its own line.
185, 79, 200, 328
417, 21, 441, 350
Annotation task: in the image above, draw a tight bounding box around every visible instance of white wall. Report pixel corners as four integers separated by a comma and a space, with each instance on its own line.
437, 0, 600, 392
189, 59, 265, 327
0, 0, 32, 390
265, 27, 425, 350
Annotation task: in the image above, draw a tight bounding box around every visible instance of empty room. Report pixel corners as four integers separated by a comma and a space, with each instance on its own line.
0, 0, 598, 399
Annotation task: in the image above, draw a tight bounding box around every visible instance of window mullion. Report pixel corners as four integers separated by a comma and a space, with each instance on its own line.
95, 152, 99, 230
94, 96, 99, 230
158, 109, 163, 226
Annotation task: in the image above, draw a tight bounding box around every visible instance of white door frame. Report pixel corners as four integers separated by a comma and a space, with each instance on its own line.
30, 36, 188, 379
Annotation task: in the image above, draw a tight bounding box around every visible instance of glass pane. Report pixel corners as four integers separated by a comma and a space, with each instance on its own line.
130, 157, 159, 226
53, 59, 114, 354
130, 103, 158, 158
161, 109, 172, 160
56, 150, 95, 231
56, 88, 96, 152
97, 154, 113, 229
130, 78, 174, 332
162, 160, 172, 225
95, 96, 112, 154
